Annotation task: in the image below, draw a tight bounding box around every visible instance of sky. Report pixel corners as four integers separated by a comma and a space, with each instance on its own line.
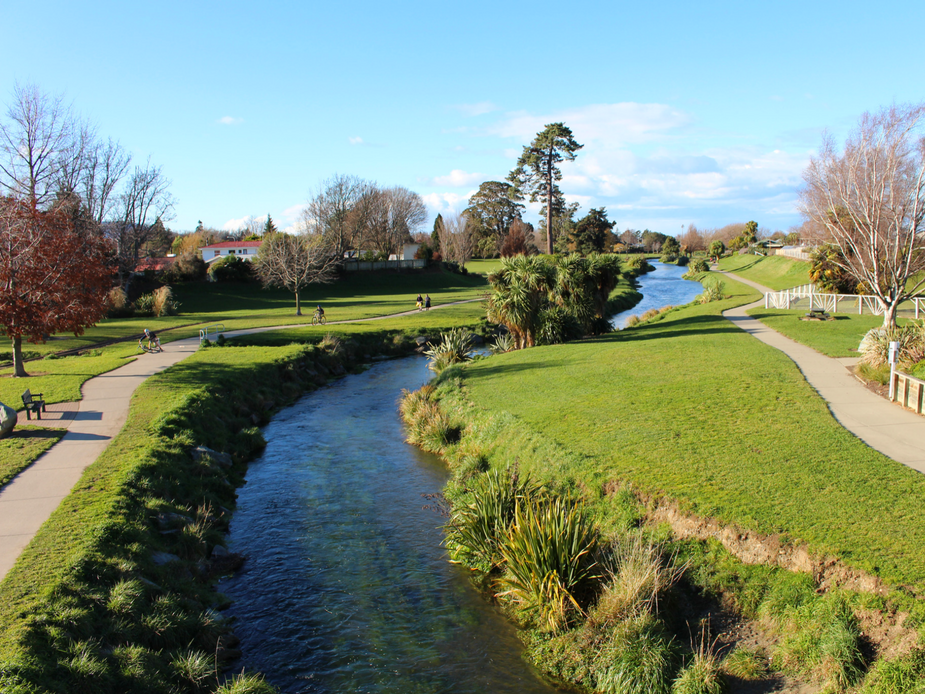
3, 0, 923, 237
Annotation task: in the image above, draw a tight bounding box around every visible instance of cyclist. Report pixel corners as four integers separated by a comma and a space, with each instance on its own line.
312, 305, 326, 325
141, 328, 161, 352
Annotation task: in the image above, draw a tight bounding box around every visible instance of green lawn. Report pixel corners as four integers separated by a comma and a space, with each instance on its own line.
0, 266, 490, 358
0, 267, 489, 412
718, 254, 811, 290
744, 309, 892, 357
0, 426, 66, 488
440, 276, 925, 591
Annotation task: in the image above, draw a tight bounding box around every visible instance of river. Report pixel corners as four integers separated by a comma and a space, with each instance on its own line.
219, 356, 561, 694
610, 260, 704, 329
221, 263, 699, 692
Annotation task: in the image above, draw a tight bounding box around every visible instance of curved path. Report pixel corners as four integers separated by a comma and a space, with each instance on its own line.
0, 299, 482, 580
720, 270, 925, 474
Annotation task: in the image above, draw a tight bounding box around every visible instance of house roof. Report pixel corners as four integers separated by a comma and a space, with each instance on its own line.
200, 240, 263, 250
134, 257, 175, 272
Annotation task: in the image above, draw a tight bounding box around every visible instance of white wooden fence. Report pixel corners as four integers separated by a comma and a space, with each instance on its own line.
764, 285, 885, 315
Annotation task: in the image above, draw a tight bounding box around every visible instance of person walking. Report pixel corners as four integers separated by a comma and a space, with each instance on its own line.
424, 294, 431, 310
415, 294, 423, 310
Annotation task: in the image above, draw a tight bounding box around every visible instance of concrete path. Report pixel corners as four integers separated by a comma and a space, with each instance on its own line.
720, 270, 925, 474
0, 298, 483, 580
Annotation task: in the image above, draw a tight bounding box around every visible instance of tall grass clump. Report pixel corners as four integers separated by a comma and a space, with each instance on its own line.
858, 321, 924, 368
424, 328, 475, 373
721, 646, 767, 681
858, 647, 925, 693
771, 594, 865, 691
594, 613, 678, 694
399, 386, 456, 453
696, 280, 726, 304
498, 497, 600, 632
445, 468, 539, 572
671, 624, 728, 694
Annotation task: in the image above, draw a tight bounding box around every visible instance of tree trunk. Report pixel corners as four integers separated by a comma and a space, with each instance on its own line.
545, 156, 553, 255
294, 290, 302, 316
881, 300, 898, 328
12, 336, 29, 377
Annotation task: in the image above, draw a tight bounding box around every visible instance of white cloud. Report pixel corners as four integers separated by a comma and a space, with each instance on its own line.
491, 102, 691, 147
222, 214, 265, 231
453, 101, 498, 117
217, 116, 243, 125
430, 169, 484, 187
422, 192, 470, 216
349, 136, 364, 145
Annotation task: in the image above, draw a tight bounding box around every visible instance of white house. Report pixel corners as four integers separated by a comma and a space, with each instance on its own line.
388, 243, 420, 261
200, 240, 263, 264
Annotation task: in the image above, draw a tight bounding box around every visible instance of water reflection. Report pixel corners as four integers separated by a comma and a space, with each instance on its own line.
610, 261, 704, 329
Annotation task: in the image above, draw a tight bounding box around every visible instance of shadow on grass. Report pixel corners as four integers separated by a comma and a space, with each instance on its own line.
585, 315, 743, 344
7, 428, 64, 441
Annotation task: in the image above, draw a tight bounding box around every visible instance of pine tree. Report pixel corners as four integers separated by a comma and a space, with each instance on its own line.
264, 214, 278, 235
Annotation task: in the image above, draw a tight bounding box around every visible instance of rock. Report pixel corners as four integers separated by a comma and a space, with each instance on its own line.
330, 362, 346, 376
211, 544, 230, 558
415, 335, 430, 346
139, 577, 163, 591
191, 445, 233, 468
151, 551, 181, 566
157, 512, 192, 530
0, 402, 16, 438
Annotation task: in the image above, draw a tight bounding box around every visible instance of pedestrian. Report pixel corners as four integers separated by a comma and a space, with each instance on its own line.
424, 294, 431, 310
416, 293, 423, 310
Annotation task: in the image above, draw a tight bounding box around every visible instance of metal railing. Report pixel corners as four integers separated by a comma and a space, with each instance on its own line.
199, 324, 225, 343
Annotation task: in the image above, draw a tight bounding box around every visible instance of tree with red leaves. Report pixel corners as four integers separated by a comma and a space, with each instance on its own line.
0, 198, 112, 376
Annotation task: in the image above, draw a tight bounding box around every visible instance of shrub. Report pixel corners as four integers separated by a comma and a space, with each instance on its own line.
624, 315, 641, 328
424, 328, 475, 373
152, 286, 179, 317
675, 255, 690, 267
538, 306, 584, 345
165, 252, 207, 282
684, 259, 710, 276
207, 255, 254, 283
696, 281, 726, 304
489, 332, 515, 354
498, 496, 600, 632
106, 287, 133, 318
858, 322, 924, 368
445, 468, 539, 572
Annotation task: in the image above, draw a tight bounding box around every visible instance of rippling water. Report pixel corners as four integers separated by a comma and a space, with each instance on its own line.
220, 356, 561, 694
610, 260, 704, 329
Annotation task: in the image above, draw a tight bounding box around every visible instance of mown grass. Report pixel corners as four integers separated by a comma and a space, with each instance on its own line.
717, 254, 811, 290
434, 277, 925, 592
0, 345, 139, 409
0, 265, 489, 357
744, 309, 895, 358
0, 426, 66, 487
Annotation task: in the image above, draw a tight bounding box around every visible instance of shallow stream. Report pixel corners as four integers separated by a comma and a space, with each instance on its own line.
220, 356, 561, 693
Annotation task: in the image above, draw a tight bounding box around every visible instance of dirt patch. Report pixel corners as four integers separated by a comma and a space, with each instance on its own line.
631, 492, 920, 660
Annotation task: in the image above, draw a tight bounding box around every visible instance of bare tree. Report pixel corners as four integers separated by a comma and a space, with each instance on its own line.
303, 174, 372, 257
799, 103, 925, 326
439, 213, 474, 266
0, 83, 76, 206
356, 185, 426, 257
255, 232, 340, 315
110, 159, 175, 281
81, 138, 131, 226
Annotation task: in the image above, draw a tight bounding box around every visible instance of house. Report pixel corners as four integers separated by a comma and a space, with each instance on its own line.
388, 243, 420, 261
200, 240, 263, 264
133, 256, 176, 274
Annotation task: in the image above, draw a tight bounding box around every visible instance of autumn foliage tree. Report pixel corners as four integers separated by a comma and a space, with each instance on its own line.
0, 198, 112, 376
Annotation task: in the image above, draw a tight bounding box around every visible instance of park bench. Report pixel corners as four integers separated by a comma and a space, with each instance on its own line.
802, 309, 831, 321
21, 389, 46, 420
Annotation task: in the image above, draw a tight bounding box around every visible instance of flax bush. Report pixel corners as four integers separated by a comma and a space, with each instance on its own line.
858, 322, 924, 368
424, 328, 475, 373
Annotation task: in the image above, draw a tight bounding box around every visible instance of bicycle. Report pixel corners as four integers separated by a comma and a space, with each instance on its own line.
311, 310, 326, 326
138, 337, 163, 353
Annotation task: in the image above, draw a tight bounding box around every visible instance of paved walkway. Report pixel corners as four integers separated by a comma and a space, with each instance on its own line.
720, 270, 925, 474
0, 299, 482, 580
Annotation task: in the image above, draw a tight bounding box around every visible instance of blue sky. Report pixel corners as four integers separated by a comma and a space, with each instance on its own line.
3, 0, 923, 236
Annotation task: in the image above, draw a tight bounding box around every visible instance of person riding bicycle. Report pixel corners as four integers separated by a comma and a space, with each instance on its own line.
141, 328, 160, 351
315, 305, 324, 318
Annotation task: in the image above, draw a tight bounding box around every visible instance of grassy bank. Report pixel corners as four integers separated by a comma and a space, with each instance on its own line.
400, 274, 925, 691
0, 427, 66, 488
717, 254, 810, 290
0, 325, 448, 694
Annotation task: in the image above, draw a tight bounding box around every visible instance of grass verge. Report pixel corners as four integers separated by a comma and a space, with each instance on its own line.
717, 254, 810, 290
0, 426, 67, 488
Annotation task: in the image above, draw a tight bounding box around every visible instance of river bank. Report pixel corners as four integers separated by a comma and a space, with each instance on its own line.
397, 273, 925, 693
